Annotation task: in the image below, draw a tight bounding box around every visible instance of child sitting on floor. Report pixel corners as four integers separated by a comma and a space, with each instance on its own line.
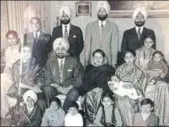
108, 75, 142, 100
41, 97, 65, 126
89, 92, 122, 127
64, 101, 83, 126
133, 98, 159, 126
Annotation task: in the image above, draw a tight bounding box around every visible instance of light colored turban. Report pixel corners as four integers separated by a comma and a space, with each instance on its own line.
53, 37, 70, 51
23, 90, 38, 103
96, 1, 110, 14
59, 6, 72, 19
132, 7, 148, 21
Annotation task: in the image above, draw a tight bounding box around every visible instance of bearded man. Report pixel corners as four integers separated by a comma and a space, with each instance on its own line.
84, 1, 119, 67
51, 6, 84, 61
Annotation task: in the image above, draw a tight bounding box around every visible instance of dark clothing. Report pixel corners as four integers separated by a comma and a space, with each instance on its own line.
43, 54, 84, 108
64, 64, 115, 112
24, 32, 51, 67
52, 24, 84, 59
79, 64, 115, 96
121, 27, 156, 52
119, 27, 156, 65
7, 103, 42, 126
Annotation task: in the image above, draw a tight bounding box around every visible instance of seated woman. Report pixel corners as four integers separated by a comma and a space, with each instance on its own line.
135, 34, 155, 72
7, 45, 46, 114
110, 49, 146, 126
6, 90, 42, 126
1, 30, 21, 118
82, 49, 115, 124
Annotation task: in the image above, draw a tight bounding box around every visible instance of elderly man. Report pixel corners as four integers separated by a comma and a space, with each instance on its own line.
84, 1, 119, 67
52, 6, 84, 60
24, 17, 51, 68
121, 7, 156, 63
43, 37, 84, 109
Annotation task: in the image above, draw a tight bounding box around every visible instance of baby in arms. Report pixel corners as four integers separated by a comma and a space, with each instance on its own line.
108, 75, 142, 100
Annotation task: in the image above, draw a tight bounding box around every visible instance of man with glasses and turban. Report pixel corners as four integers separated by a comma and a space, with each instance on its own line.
84, 1, 119, 68
43, 37, 84, 111
52, 6, 84, 61
120, 7, 156, 65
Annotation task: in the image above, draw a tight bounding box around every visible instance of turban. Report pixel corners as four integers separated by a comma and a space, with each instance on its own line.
53, 37, 70, 51
59, 6, 72, 19
132, 7, 148, 21
23, 90, 38, 103
96, 1, 110, 14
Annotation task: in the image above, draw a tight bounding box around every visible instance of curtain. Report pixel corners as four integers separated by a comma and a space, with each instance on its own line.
1, 1, 50, 49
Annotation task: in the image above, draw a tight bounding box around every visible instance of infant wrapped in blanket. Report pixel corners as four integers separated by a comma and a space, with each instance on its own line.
108, 75, 142, 100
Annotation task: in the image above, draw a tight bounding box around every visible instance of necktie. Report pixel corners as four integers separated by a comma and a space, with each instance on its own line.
137, 28, 141, 40
64, 25, 69, 39
100, 22, 104, 42
59, 59, 64, 83
32, 33, 38, 56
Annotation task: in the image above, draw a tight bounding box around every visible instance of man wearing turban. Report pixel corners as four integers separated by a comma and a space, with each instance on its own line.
84, 1, 119, 67
43, 37, 84, 110
52, 6, 84, 61
120, 7, 156, 65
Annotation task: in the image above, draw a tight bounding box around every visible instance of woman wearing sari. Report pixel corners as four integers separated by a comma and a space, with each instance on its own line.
1, 30, 20, 118
113, 49, 146, 126
81, 49, 115, 125
135, 34, 155, 72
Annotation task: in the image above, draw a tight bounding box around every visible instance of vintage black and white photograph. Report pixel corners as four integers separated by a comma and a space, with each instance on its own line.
1, 0, 169, 126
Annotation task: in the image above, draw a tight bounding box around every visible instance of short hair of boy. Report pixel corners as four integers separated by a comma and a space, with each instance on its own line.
68, 101, 79, 110
141, 98, 154, 107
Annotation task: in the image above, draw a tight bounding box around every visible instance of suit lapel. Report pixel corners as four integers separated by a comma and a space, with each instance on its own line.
133, 27, 139, 42
96, 21, 101, 44
68, 25, 73, 42
53, 54, 60, 80
102, 20, 109, 42
60, 26, 63, 37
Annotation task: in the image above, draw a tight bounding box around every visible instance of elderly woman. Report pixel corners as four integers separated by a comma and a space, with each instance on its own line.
6, 90, 42, 126
109, 49, 146, 126
135, 34, 155, 71
82, 49, 115, 124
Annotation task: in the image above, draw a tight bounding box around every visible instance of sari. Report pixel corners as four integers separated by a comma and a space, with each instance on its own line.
135, 46, 155, 71
115, 63, 146, 126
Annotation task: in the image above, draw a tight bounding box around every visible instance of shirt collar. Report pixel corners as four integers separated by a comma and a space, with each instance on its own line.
135, 26, 144, 34
33, 31, 40, 38
98, 20, 106, 27
62, 23, 70, 29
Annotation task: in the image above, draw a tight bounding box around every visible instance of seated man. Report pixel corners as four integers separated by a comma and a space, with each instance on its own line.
43, 37, 84, 111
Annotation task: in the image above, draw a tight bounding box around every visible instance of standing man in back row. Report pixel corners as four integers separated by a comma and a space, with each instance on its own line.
84, 1, 119, 67
52, 6, 84, 61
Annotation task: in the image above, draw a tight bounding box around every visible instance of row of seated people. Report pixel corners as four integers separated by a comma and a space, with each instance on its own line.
1, 35, 169, 126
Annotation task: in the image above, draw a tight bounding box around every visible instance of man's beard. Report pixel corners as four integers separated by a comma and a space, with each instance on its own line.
97, 14, 107, 21
61, 19, 70, 25
135, 21, 145, 27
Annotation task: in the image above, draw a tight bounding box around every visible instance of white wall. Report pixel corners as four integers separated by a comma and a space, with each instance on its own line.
50, 1, 169, 64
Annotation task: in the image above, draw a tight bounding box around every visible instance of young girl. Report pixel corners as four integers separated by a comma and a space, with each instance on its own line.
90, 92, 122, 127
133, 98, 159, 126
41, 97, 65, 126
146, 51, 168, 80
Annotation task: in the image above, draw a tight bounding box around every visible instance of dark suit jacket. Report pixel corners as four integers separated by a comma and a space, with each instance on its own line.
24, 32, 51, 67
52, 24, 84, 59
44, 53, 84, 88
121, 27, 156, 52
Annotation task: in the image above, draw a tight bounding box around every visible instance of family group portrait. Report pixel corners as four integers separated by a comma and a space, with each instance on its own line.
1, 0, 169, 126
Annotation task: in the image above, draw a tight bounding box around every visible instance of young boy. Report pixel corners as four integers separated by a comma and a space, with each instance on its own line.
108, 75, 142, 100
64, 101, 83, 126
133, 98, 159, 126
